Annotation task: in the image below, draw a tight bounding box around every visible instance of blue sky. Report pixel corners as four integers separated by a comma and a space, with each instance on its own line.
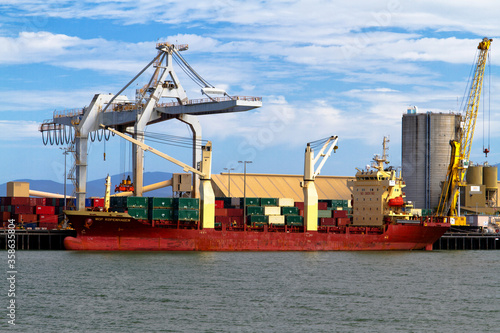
0, 1, 499, 187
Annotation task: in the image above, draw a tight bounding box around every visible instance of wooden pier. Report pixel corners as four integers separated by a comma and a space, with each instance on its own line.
1, 229, 76, 250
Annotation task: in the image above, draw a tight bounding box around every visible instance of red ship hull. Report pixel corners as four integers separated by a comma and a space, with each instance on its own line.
63, 211, 450, 251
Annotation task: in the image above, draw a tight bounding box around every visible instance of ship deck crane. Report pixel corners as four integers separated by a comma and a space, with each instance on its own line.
436, 37, 492, 225
302, 136, 338, 231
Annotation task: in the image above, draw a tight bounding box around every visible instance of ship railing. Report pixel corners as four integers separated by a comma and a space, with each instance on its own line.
53, 108, 85, 119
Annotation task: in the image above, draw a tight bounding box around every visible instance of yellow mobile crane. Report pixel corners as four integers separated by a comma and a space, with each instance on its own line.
436, 37, 492, 225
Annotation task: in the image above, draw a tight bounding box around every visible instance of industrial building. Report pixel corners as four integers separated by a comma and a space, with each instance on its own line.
402, 109, 461, 210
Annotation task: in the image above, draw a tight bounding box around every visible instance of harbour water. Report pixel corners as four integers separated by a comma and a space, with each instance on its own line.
1, 250, 499, 332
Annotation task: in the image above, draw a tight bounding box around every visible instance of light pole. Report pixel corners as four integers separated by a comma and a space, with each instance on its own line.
223, 167, 235, 197
238, 161, 252, 223
60, 147, 70, 210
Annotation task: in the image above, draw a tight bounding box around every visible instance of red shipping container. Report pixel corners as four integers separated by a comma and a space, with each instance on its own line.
337, 217, 350, 227
318, 202, 328, 210
36, 206, 55, 215
12, 205, 34, 214
215, 200, 224, 209
294, 202, 304, 210
215, 208, 227, 217
299, 209, 304, 217
319, 217, 336, 226
36, 198, 47, 206
226, 208, 243, 217
39, 214, 58, 223
14, 213, 37, 223
39, 222, 58, 229
93, 198, 104, 207
29, 197, 37, 206
1, 212, 11, 221
333, 210, 348, 218
7, 197, 31, 206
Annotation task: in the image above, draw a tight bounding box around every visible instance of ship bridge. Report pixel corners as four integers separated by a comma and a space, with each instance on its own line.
40, 42, 262, 210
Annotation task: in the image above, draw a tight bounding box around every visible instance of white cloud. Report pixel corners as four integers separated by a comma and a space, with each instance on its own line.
0, 120, 40, 140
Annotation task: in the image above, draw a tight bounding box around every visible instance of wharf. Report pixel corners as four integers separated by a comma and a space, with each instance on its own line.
0, 229, 76, 250
432, 232, 500, 250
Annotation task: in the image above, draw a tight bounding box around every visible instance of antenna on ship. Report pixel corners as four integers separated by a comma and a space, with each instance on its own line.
371, 136, 390, 171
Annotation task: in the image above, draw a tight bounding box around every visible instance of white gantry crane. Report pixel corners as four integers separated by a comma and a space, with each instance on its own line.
40, 42, 262, 210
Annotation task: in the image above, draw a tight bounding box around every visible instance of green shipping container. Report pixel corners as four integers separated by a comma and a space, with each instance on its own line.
149, 197, 174, 209
242, 197, 260, 206
127, 196, 149, 208
260, 198, 278, 206
175, 198, 200, 210
250, 221, 268, 227
285, 215, 303, 224
175, 209, 200, 221
248, 215, 268, 223
128, 208, 148, 219
318, 210, 332, 218
281, 206, 299, 215
246, 206, 264, 216
150, 209, 173, 220
286, 221, 304, 227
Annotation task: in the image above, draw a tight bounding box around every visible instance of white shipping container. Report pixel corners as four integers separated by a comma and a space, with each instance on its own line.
264, 206, 281, 216
268, 215, 285, 225
278, 198, 294, 207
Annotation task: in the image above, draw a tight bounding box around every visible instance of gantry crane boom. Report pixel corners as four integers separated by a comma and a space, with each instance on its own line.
436, 37, 492, 222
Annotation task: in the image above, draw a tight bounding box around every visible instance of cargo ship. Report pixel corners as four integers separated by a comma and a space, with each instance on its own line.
63, 137, 450, 251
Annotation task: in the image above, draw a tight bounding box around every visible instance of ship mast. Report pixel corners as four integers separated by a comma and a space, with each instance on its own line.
371, 136, 390, 171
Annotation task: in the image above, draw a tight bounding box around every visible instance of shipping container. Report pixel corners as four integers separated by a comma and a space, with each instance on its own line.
227, 208, 244, 217
248, 215, 268, 223
281, 206, 299, 215
1, 212, 11, 221
12, 205, 34, 214
286, 221, 304, 227
318, 202, 328, 210
242, 197, 260, 206
150, 209, 173, 220
23, 222, 38, 229
110, 196, 127, 208
333, 210, 348, 218
246, 206, 264, 216
39, 214, 58, 223
5, 197, 31, 206
127, 197, 149, 208
294, 202, 305, 210
268, 215, 285, 225
128, 208, 149, 219
215, 200, 225, 209
278, 198, 294, 207
231, 197, 241, 207
175, 209, 200, 221
264, 206, 280, 216
149, 197, 174, 209
93, 198, 104, 208
285, 215, 303, 224
36, 206, 55, 215
14, 213, 37, 223
175, 198, 199, 210
215, 208, 228, 217
260, 198, 278, 206
319, 217, 336, 226
337, 217, 350, 227
318, 210, 332, 218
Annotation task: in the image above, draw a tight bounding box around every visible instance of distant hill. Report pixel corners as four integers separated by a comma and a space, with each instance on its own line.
0, 172, 174, 197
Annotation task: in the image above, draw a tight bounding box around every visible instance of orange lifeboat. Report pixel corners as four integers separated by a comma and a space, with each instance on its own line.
388, 196, 404, 207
